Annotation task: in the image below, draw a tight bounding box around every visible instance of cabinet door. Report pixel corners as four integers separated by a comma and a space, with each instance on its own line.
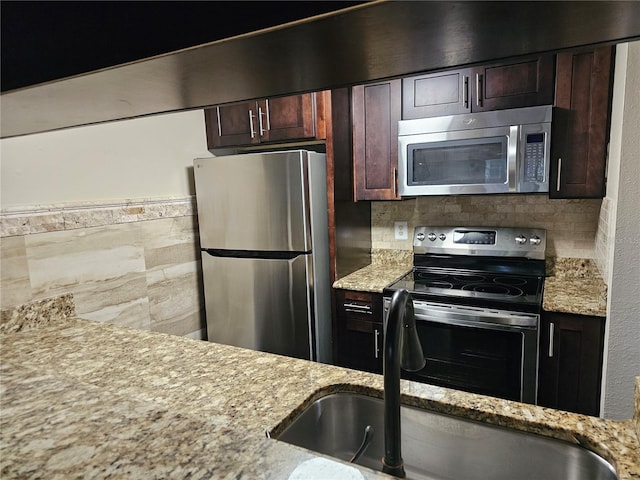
338, 318, 384, 374
335, 290, 384, 374
402, 69, 472, 119
538, 311, 605, 416
352, 79, 402, 201
205, 100, 260, 148
550, 47, 613, 198
204, 93, 320, 149
474, 55, 555, 111
261, 93, 316, 143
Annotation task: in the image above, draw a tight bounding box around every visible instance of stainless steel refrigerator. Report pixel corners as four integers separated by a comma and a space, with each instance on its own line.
193, 150, 332, 363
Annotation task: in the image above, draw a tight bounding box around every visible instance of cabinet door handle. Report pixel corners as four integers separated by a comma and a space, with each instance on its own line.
258, 107, 269, 137
463, 75, 469, 108
264, 99, 271, 131
393, 168, 398, 197
548, 322, 555, 357
216, 108, 223, 137
374, 328, 380, 359
248, 109, 257, 138
556, 158, 562, 192
476, 73, 483, 107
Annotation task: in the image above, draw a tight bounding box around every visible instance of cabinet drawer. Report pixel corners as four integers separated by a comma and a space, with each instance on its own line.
337, 290, 383, 321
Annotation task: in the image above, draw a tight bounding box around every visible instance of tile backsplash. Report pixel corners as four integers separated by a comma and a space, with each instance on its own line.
1, 193, 605, 338
372, 194, 602, 258
1, 197, 205, 339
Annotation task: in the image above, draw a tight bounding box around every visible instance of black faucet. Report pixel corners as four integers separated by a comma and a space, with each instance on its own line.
382, 289, 426, 478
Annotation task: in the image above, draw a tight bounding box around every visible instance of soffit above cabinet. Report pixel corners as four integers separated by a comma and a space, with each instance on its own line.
2, 1, 640, 139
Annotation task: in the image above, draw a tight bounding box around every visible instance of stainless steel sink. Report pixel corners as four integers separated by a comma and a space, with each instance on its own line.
275, 393, 617, 480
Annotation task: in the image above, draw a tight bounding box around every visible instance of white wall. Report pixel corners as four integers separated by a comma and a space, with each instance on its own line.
601, 41, 640, 420
1, 110, 210, 209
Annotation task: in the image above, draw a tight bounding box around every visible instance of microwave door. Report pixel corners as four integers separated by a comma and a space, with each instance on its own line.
398, 127, 514, 196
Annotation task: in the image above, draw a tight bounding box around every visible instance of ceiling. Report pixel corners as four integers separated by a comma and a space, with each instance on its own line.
2, 1, 640, 139
0, 1, 366, 92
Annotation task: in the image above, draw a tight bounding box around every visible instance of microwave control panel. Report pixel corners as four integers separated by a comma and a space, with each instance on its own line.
523, 133, 546, 183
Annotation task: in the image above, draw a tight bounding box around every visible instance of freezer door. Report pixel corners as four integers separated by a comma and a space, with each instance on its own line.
194, 151, 317, 252
201, 252, 314, 360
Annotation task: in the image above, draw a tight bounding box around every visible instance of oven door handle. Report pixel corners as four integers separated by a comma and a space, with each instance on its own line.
414, 314, 529, 331
414, 314, 537, 332
412, 303, 538, 330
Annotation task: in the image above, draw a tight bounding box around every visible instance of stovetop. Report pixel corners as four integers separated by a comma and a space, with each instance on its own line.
384, 226, 547, 313
385, 266, 545, 313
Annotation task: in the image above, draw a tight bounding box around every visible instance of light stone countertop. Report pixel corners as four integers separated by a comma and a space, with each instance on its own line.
332, 263, 412, 293
1, 310, 639, 479
543, 257, 608, 317
332, 249, 412, 293
333, 253, 608, 317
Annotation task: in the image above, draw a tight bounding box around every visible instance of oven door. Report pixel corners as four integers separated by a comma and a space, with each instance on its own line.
398, 125, 518, 196
384, 299, 539, 404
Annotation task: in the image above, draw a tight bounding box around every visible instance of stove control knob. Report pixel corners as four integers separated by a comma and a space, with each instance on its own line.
530, 235, 542, 246
439, 233, 447, 241
515, 235, 527, 245
427, 232, 437, 241
416, 232, 425, 241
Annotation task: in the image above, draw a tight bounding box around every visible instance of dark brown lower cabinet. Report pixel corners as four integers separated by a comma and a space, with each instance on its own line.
538, 311, 606, 416
335, 289, 384, 374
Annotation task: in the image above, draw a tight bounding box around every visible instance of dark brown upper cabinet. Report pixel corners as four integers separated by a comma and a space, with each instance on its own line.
204, 92, 327, 149
402, 55, 555, 119
352, 79, 402, 201
550, 46, 614, 199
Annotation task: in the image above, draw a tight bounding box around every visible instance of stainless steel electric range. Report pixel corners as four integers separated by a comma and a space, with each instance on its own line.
383, 226, 546, 404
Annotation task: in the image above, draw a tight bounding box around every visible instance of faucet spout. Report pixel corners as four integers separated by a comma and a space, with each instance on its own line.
382, 289, 425, 478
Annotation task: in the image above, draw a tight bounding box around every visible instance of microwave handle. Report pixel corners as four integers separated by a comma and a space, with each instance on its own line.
508, 125, 519, 192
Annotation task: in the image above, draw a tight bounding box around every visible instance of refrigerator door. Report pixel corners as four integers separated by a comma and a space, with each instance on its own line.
194, 150, 313, 252
202, 252, 314, 360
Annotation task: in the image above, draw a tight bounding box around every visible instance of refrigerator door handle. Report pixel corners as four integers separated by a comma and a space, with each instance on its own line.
204, 248, 309, 260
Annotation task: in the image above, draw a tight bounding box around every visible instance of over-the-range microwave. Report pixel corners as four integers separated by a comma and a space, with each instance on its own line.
397, 105, 552, 196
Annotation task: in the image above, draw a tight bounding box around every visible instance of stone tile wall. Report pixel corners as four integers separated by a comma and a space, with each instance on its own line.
0, 197, 205, 339
595, 196, 614, 281
372, 195, 602, 258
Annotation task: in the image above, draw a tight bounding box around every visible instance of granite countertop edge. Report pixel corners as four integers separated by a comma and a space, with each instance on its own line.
1, 316, 638, 479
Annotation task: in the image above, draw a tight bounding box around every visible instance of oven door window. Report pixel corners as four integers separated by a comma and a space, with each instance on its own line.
408, 136, 508, 186
405, 321, 523, 402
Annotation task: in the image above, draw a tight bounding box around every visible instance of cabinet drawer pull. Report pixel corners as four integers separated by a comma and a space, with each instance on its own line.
374, 328, 381, 359
556, 158, 562, 191
548, 322, 555, 357
248, 109, 257, 139
344, 302, 372, 314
